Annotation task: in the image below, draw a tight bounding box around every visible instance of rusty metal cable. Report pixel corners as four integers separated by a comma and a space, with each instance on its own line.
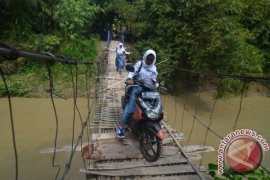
46, 63, 61, 180
0, 44, 95, 65
185, 75, 203, 149
199, 77, 222, 168
233, 80, 247, 131
0, 67, 19, 180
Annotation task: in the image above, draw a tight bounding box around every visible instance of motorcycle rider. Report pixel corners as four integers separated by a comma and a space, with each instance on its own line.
116, 49, 158, 138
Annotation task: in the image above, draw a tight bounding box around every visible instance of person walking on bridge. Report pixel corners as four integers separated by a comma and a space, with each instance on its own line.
109, 43, 130, 72
116, 49, 158, 138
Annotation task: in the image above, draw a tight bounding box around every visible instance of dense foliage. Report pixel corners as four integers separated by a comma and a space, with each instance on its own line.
124, 0, 270, 96
0, 0, 270, 97
53, 0, 101, 39
0, 36, 98, 97
208, 163, 270, 180
0, 0, 270, 177
0, 0, 100, 97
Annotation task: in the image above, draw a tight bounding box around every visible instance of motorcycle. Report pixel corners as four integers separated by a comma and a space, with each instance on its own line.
121, 65, 165, 162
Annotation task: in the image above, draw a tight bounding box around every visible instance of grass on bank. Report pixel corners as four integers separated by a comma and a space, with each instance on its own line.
0, 35, 99, 97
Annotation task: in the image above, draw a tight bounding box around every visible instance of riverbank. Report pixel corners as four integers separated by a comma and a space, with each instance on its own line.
0, 38, 99, 97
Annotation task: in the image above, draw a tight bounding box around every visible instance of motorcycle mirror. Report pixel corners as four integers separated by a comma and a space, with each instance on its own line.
125, 64, 135, 72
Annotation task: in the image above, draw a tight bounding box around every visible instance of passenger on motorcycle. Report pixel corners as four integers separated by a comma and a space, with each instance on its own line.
116, 49, 158, 138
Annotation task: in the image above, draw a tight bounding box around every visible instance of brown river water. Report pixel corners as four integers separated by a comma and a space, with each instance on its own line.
0, 98, 91, 180
162, 92, 270, 173
0, 94, 269, 179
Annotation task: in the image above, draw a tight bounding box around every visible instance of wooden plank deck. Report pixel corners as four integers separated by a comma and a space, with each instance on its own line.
81, 41, 213, 179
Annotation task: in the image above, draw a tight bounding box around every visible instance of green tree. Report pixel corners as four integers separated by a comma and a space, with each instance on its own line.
125, 0, 267, 96
241, 1, 270, 73
53, 0, 101, 39
0, 0, 38, 39
91, 0, 136, 39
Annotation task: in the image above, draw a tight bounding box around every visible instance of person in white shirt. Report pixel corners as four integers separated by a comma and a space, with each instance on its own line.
116, 49, 158, 138
109, 43, 130, 72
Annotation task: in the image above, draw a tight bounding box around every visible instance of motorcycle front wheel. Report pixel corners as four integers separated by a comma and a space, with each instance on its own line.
139, 129, 162, 162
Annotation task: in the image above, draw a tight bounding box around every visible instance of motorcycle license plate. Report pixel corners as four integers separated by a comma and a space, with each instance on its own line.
142, 92, 159, 99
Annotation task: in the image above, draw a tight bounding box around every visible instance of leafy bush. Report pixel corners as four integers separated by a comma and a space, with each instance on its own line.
208, 163, 270, 180
125, 0, 269, 97
53, 0, 101, 39
0, 35, 99, 97
0, 76, 29, 96
60, 37, 98, 61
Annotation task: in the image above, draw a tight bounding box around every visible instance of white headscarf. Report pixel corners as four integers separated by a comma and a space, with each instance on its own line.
127, 49, 158, 80
116, 43, 126, 55
142, 49, 156, 68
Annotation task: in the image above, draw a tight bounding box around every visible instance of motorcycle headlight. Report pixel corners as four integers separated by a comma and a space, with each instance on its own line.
138, 97, 162, 120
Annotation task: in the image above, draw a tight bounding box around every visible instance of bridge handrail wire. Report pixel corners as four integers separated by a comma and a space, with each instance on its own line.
60, 54, 102, 179
46, 62, 61, 180
1, 43, 270, 178
60, 51, 107, 179
0, 45, 96, 65
171, 89, 270, 174
199, 78, 222, 168
0, 68, 18, 180
0, 43, 100, 179
167, 69, 270, 174
178, 67, 270, 83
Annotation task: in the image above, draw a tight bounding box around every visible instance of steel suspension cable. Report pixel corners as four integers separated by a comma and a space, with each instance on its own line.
199, 77, 222, 168
60, 63, 97, 179
179, 89, 189, 134
173, 93, 270, 174
60, 90, 96, 179
0, 44, 106, 178
84, 64, 95, 170
73, 64, 87, 164
233, 80, 247, 131
0, 68, 18, 180
60, 61, 78, 178
0, 45, 95, 65
185, 75, 203, 149
46, 63, 61, 180
173, 98, 177, 127
171, 84, 270, 173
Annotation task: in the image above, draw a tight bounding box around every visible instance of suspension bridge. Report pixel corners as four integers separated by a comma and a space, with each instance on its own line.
77, 41, 213, 179
1, 41, 270, 180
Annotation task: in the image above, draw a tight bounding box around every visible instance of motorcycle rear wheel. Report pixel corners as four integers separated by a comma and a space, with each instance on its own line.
139, 129, 162, 162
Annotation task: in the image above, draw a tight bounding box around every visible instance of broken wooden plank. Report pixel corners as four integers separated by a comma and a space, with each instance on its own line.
140, 175, 201, 180
81, 138, 182, 161
186, 153, 202, 161
183, 145, 215, 154
88, 125, 115, 129
163, 136, 184, 144
91, 132, 134, 140
40, 145, 82, 153
86, 155, 187, 170
90, 123, 115, 127
80, 164, 196, 176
